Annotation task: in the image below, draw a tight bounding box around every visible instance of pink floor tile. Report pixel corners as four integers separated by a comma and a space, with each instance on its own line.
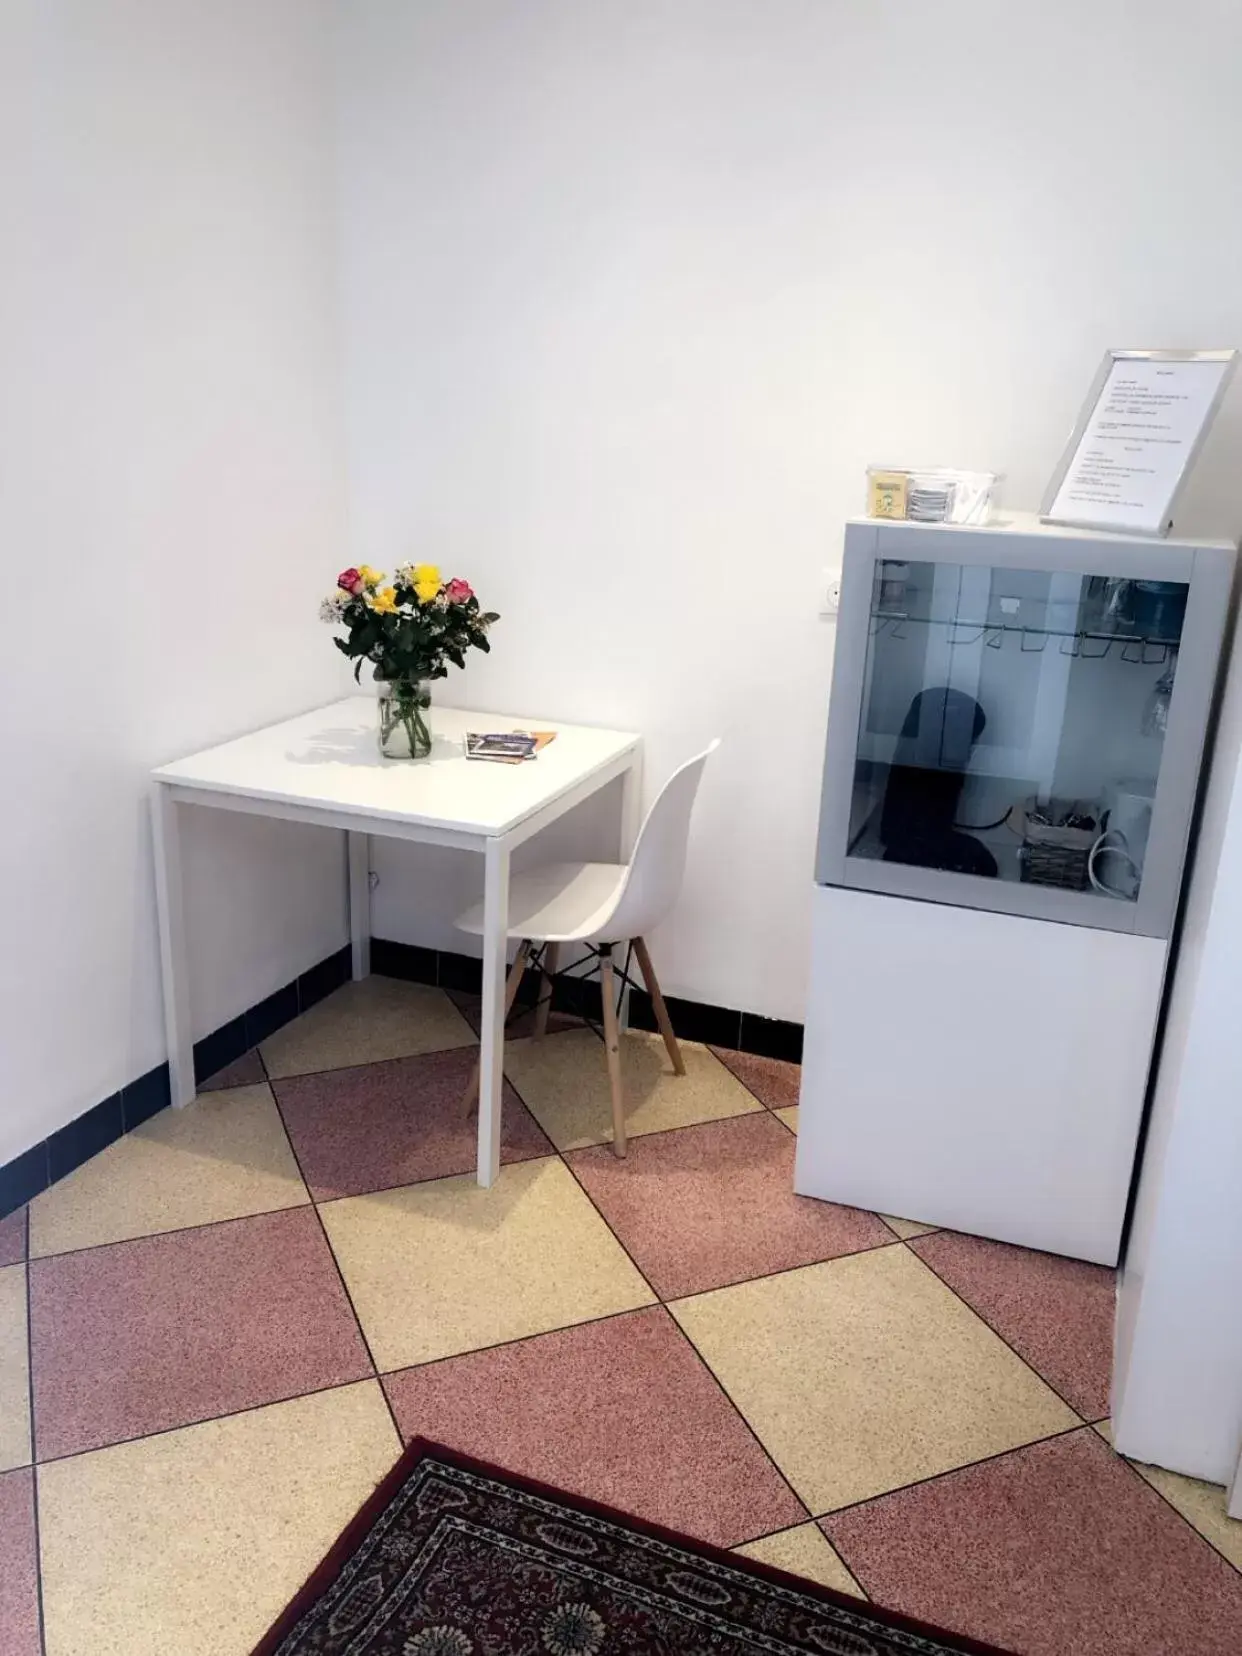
30, 1207, 371, 1460
273, 1048, 552, 1200
384, 1306, 806, 1549
200, 1049, 266, 1092
0, 1206, 26, 1266
709, 1048, 800, 1111
910, 1231, 1114, 1420
0, 1470, 40, 1656
823, 1428, 1242, 1656
566, 1113, 892, 1298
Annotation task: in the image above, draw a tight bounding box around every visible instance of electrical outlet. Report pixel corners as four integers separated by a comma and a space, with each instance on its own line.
820, 568, 842, 617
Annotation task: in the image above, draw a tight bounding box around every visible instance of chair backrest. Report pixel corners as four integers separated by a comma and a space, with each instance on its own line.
605, 740, 720, 943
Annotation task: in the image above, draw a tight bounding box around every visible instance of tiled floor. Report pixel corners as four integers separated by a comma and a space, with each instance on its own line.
5, 973, 1242, 1655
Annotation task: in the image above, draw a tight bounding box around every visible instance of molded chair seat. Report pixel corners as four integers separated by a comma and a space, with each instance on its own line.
455, 861, 629, 945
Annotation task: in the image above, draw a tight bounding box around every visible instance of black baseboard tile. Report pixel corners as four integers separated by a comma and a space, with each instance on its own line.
739, 1013, 804, 1064
123, 1064, 171, 1130
370, 937, 438, 987
0, 941, 348, 1222
0, 1141, 49, 1220
47, 1091, 125, 1184
553, 974, 604, 1023
436, 949, 483, 995
193, 1014, 249, 1088
245, 981, 300, 1049
629, 988, 743, 1050
515, 965, 545, 1009
624, 988, 656, 1033
423, 945, 796, 1060
297, 943, 353, 1010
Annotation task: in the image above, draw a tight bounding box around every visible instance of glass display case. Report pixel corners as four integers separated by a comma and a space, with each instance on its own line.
816, 518, 1233, 936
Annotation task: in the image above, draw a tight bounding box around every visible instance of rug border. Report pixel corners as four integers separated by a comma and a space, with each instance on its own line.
250, 1435, 1014, 1656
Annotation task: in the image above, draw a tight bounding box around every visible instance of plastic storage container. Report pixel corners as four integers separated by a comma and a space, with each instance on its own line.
866, 468, 1001, 526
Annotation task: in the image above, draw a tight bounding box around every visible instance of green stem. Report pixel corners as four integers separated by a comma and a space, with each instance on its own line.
400, 704, 430, 755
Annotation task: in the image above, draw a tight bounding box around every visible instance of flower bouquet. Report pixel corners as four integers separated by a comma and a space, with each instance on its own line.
321, 563, 499, 759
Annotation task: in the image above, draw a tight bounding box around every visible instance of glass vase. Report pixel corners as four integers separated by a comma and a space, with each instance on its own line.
377, 677, 432, 760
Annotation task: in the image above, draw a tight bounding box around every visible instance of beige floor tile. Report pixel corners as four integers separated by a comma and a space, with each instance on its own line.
0, 1266, 30, 1471
880, 1215, 939, 1239
503, 1028, 764, 1152
261, 977, 475, 1079
1094, 1422, 1242, 1571
1134, 1462, 1242, 1571
38, 1379, 399, 1656
29, 1085, 308, 1258
774, 1105, 798, 1133
671, 1245, 1076, 1515
320, 1156, 655, 1370
735, 1522, 863, 1598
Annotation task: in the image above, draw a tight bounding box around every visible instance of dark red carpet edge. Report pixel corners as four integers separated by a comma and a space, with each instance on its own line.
251, 1436, 1013, 1656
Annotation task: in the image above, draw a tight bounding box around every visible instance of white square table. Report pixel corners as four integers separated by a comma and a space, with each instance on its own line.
150, 697, 642, 1185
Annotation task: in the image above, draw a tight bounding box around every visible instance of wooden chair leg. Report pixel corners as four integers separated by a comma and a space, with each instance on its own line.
633, 936, 685, 1076
533, 941, 560, 1040
461, 940, 530, 1115
599, 948, 627, 1158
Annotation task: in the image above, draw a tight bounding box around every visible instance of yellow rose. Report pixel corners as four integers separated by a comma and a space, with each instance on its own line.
369, 586, 398, 614
358, 564, 384, 589
412, 563, 441, 603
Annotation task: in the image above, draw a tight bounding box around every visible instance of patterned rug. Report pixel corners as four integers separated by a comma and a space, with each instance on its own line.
253, 1440, 1010, 1655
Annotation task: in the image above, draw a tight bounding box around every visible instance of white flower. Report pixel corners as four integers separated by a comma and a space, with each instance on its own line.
403, 1628, 473, 1656
541, 1602, 605, 1655
319, 594, 346, 623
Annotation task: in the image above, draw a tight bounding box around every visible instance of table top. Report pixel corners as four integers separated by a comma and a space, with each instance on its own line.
153, 698, 641, 837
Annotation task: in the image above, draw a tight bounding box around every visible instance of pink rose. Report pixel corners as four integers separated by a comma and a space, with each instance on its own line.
444, 577, 474, 603
337, 567, 363, 594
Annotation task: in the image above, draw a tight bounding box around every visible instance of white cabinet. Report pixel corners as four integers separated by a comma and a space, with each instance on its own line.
797, 517, 1233, 1264
794, 886, 1165, 1264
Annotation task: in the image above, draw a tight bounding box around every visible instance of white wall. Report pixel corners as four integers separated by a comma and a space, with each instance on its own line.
1112, 598, 1242, 1483
336, 0, 1242, 1018
0, 0, 349, 1163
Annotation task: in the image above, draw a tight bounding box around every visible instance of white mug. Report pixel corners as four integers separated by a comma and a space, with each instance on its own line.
1088, 829, 1141, 900
1090, 783, 1154, 900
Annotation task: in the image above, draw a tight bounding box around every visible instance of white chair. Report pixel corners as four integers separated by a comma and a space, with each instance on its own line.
456, 740, 720, 1156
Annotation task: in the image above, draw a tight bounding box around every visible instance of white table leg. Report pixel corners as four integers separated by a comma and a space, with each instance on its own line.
477, 835, 511, 1187
620, 750, 644, 860
348, 831, 371, 981
618, 753, 644, 1030
150, 785, 195, 1107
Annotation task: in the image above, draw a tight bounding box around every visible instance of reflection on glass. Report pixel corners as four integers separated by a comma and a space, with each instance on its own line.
850, 560, 1187, 901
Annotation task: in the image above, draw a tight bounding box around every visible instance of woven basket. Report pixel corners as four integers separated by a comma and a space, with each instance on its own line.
1017, 800, 1095, 893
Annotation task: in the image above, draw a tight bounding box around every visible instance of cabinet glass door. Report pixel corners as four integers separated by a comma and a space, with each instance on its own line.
849, 558, 1186, 906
